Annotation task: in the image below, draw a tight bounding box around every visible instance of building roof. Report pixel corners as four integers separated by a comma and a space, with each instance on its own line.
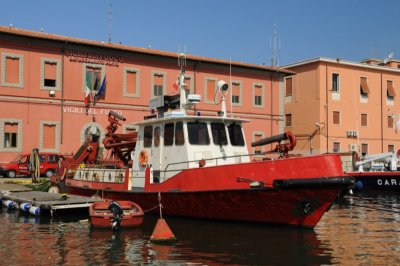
0, 25, 294, 75
282, 57, 400, 73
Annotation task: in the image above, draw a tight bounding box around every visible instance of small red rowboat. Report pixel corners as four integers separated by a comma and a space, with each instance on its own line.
89, 200, 144, 230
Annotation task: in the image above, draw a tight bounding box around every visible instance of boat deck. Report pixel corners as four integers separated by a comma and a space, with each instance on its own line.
0, 183, 102, 213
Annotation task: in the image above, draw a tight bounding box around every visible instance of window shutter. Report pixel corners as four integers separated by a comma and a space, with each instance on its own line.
207, 80, 215, 101
286, 78, 292, 96
5, 123, 18, 133
127, 71, 137, 94
387, 81, 396, 97
44, 62, 57, 80
5, 57, 19, 83
360, 77, 370, 94
43, 124, 56, 149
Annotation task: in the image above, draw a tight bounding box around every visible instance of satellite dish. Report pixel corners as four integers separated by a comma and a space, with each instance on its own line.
383, 52, 394, 64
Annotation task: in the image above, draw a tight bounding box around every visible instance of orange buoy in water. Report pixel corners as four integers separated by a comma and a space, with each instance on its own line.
150, 192, 177, 244
150, 218, 176, 244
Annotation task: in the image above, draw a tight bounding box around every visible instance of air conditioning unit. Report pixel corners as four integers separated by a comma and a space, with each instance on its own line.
346, 130, 354, 137
349, 144, 358, 152
352, 130, 358, 137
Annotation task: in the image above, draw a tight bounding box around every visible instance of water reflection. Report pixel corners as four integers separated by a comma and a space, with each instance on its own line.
315, 192, 400, 265
0, 193, 399, 265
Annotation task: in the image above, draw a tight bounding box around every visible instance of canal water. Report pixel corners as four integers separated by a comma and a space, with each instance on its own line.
0, 192, 399, 265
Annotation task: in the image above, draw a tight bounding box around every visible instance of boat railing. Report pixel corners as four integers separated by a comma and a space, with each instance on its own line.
66, 163, 127, 183
160, 151, 274, 182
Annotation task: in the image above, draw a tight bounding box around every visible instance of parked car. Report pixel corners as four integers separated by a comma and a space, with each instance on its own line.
0, 152, 62, 178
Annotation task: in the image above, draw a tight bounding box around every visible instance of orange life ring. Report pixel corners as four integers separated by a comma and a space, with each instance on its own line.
139, 150, 149, 167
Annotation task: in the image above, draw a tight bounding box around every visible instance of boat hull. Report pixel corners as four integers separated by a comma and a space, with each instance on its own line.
347, 171, 400, 192
69, 181, 348, 228
89, 201, 144, 229
54, 154, 354, 228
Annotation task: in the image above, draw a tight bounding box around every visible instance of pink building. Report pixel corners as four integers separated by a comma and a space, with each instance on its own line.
283, 57, 400, 168
0, 26, 292, 162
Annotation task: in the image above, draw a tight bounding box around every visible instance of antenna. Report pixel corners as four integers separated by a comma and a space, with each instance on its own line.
383, 52, 394, 65
178, 46, 187, 70
270, 23, 280, 67
177, 48, 187, 113
108, 4, 112, 43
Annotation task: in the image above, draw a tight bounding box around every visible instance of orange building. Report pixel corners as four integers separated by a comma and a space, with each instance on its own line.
0, 26, 293, 162
283, 57, 400, 165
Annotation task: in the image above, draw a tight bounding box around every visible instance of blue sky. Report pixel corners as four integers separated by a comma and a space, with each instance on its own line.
1, 0, 399, 66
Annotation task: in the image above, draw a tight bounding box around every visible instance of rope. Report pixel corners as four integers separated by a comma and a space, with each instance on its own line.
143, 204, 160, 213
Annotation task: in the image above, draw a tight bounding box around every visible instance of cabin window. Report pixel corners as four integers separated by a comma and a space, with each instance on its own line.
144, 125, 153, 147
154, 127, 161, 147
211, 123, 228, 146
228, 123, 245, 146
175, 122, 184, 146
164, 123, 174, 146
188, 122, 210, 145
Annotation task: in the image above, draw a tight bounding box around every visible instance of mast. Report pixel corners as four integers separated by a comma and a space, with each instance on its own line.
178, 53, 187, 113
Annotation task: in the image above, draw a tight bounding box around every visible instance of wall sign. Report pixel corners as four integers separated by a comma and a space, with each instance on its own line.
66, 49, 123, 66
63, 106, 123, 116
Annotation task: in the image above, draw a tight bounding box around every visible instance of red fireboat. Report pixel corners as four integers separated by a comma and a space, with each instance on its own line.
51, 67, 354, 228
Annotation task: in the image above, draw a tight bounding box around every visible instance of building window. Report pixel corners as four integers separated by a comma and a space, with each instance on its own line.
1, 52, 24, 88
83, 64, 104, 93
123, 68, 140, 97
231, 81, 242, 106
361, 143, 368, 156
41, 58, 61, 91
333, 111, 340, 125
332, 73, 340, 92
43, 124, 56, 149
184, 76, 194, 94
333, 142, 340, 153
253, 83, 265, 107
388, 144, 395, 153
4, 122, 18, 148
285, 114, 292, 127
205, 78, 216, 103
387, 80, 395, 101
153, 74, 164, 97
1, 119, 22, 152
253, 132, 264, 155
388, 116, 394, 128
360, 77, 370, 97
361, 113, 368, 127
285, 77, 292, 96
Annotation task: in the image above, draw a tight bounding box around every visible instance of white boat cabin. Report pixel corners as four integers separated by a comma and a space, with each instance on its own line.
130, 72, 251, 188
